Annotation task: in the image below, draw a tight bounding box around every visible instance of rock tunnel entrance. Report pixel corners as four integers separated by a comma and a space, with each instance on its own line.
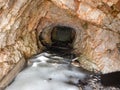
39, 25, 76, 53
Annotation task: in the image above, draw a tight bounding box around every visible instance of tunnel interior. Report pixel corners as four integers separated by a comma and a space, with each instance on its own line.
39, 25, 76, 53
0, 0, 120, 89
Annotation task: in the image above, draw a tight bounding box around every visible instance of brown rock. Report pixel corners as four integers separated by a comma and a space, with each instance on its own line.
0, 0, 119, 87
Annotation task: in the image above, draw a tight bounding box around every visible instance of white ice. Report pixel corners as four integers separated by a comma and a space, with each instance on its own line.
6, 52, 90, 90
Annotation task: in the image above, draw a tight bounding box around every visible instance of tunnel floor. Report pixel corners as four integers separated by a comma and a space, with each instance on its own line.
5, 51, 120, 90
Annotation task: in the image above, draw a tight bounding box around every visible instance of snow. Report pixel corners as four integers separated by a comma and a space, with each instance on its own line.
6, 52, 91, 90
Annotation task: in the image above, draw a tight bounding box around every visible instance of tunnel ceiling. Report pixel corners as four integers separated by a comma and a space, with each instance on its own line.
0, 0, 120, 88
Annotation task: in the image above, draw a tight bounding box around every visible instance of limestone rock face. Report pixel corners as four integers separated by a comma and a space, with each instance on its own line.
0, 0, 120, 88
0, 0, 47, 84
37, 0, 120, 73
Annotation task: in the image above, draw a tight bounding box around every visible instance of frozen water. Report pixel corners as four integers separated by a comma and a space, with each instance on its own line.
6, 52, 91, 90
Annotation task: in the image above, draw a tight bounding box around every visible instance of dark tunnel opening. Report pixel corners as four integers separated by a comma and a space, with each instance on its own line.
39, 25, 76, 57
51, 26, 75, 50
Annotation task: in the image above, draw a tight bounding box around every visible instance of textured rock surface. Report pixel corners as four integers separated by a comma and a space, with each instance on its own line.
37, 0, 120, 73
0, 0, 47, 83
0, 0, 120, 87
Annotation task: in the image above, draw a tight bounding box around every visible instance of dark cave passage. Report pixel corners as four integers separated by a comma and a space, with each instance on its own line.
39, 25, 76, 53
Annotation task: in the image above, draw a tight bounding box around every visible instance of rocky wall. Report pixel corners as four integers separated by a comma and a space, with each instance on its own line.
0, 0, 49, 84
37, 0, 120, 73
50, 0, 120, 73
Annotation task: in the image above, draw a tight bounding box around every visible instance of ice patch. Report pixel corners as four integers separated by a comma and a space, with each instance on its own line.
6, 52, 90, 90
